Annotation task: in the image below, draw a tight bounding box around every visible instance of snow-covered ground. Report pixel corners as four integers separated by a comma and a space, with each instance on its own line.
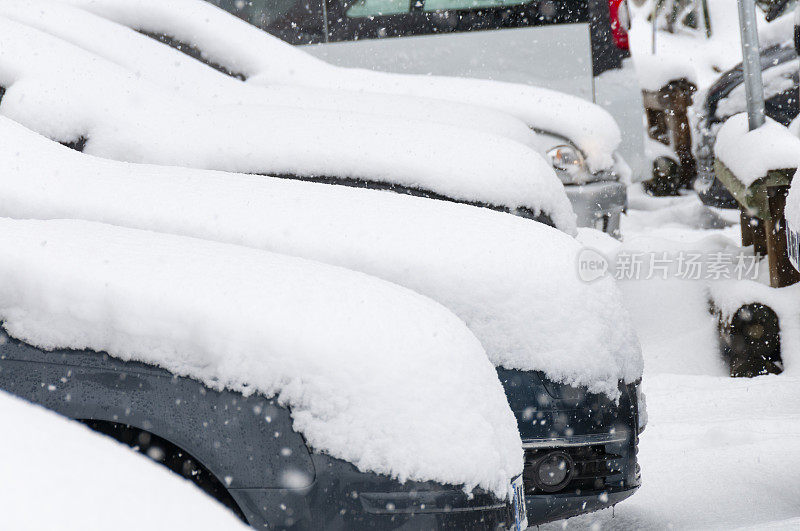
545, 188, 800, 529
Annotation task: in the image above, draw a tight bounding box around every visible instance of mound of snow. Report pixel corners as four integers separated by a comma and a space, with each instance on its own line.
714, 113, 800, 187
0, 391, 248, 530
0, 15, 576, 233
59, 0, 622, 172
3, 0, 539, 149
0, 217, 523, 498
709, 280, 800, 376
0, 117, 642, 398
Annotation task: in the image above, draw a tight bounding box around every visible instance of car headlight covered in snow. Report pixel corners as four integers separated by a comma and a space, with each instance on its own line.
547, 144, 589, 184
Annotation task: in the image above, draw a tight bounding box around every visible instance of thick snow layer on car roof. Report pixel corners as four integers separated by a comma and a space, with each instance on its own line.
0, 15, 576, 234
0, 217, 523, 498
58, 0, 621, 172
4, 0, 539, 150
714, 113, 800, 187
0, 391, 248, 530
0, 117, 642, 398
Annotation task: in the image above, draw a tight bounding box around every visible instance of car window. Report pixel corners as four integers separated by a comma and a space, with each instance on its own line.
346, 0, 409, 17
346, 0, 532, 18
422, 0, 531, 11
204, 0, 326, 43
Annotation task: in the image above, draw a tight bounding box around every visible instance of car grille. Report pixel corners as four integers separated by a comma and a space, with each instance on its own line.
522, 445, 627, 496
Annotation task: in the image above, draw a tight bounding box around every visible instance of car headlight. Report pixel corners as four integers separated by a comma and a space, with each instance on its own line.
635, 383, 647, 434
546, 144, 590, 184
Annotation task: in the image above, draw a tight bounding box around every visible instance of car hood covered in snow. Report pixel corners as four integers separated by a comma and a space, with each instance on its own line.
0, 217, 524, 499
0, 14, 576, 234
0, 117, 643, 399
57, 0, 622, 173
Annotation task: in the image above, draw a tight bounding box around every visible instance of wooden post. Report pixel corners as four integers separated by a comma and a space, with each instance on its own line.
741, 210, 767, 256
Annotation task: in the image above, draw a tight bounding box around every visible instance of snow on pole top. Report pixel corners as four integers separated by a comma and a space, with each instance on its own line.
714, 113, 800, 187
58, 0, 622, 173
0, 116, 643, 398
0, 217, 524, 498
0, 14, 577, 234
2, 0, 540, 149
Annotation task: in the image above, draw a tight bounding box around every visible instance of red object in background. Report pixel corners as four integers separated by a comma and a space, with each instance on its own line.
608, 0, 630, 50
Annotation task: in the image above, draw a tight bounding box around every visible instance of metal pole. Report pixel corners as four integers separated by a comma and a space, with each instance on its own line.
738, 0, 766, 130
651, 0, 658, 54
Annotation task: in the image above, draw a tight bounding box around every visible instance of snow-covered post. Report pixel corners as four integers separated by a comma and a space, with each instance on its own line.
737, 0, 765, 131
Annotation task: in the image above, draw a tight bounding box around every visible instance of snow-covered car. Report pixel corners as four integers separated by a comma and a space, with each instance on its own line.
43, 0, 630, 235
0, 116, 645, 524
0, 390, 249, 530
0, 217, 527, 530
0, 12, 579, 235
693, 41, 799, 208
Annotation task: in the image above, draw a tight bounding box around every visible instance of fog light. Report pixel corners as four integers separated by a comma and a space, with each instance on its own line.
533, 451, 573, 492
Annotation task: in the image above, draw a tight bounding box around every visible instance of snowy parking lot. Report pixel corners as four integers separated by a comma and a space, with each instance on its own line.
3, 1, 800, 529
545, 188, 800, 530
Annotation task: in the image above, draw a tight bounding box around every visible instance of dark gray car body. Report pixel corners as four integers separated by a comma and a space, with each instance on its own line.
0, 325, 639, 529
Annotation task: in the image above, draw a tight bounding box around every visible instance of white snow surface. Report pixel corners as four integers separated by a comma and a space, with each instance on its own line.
633, 53, 697, 92
4, 0, 540, 150
0, 217, 524, 498
714, 113, 800, 187
59, 0, 622, 172
0, 390, 248, 530
557, 188, 800, 529
0, 116, 642, 398
0, 15, 576, 234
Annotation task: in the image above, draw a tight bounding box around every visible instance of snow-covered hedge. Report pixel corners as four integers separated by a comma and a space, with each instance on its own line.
0, 391, 248, 530
0, 117, 643, 398
58, 0, 622, 172
0, 217, 523, 498
0, 15, 576, 233
2, 0, 539, 150
714, 113, 800, 187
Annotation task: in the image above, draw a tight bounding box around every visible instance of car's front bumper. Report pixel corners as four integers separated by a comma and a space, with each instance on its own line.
525, 485, 638, 526
231, 453, 516, 530
564, 180, 627, 237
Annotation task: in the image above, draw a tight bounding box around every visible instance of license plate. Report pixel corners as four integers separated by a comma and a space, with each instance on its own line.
510, 474, 528, 531
787, 225, 800, 272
